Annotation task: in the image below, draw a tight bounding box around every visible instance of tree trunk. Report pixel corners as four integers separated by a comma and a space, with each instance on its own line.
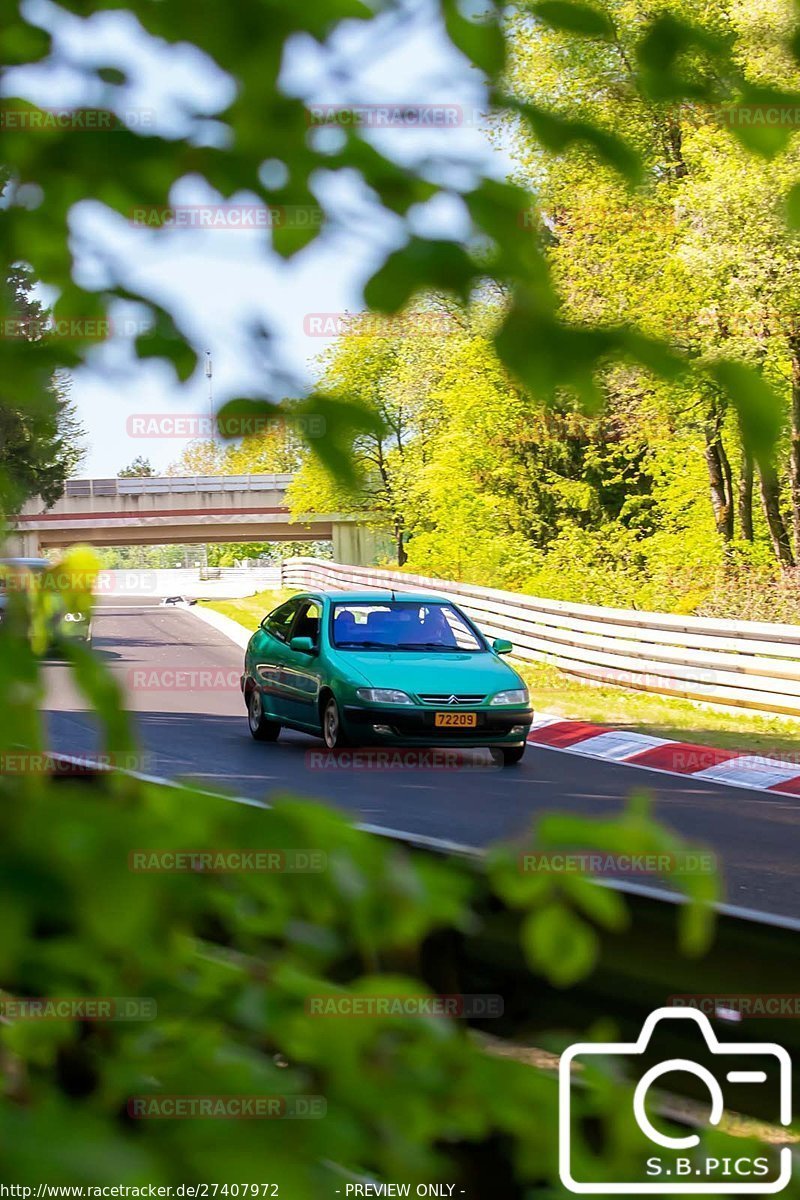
703, 429, 733, 540
664, 113, 688, 180
719, 437, 734, 540
395, 517, 407, 567
758, 462, 795, 567
738, 446, 754, 541
789, 340, 800, 560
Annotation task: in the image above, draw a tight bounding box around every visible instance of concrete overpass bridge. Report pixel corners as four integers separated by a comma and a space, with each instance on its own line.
8, 474, 386, 566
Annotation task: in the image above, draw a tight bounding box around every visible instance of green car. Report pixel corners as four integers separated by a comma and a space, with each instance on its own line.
241, 591, 533, 766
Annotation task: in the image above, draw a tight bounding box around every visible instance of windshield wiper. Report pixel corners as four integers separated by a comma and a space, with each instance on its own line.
397, 641, 462, 651
335, 639, 391, 648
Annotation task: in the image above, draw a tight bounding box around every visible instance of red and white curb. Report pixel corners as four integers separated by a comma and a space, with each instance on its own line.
526, 715, 800, 797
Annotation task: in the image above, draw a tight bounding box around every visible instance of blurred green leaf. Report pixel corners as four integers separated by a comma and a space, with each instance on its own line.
522, 902, 599, 986
364, 238, 477, 313
528, 0, 615, 40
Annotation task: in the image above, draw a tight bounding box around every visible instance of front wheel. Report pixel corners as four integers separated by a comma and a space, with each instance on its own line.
499, 745, 525, 767
322, 696, 349, 750
247, 688, 281, 742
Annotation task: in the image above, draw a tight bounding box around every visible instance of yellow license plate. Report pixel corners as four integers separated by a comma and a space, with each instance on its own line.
434, 711, 477, 728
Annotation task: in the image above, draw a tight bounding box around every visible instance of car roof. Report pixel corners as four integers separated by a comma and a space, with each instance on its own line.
0, 558, 51, 569
313, 590, 450, 604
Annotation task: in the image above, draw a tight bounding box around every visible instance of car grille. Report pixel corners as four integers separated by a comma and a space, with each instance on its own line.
417, 693, 487, 706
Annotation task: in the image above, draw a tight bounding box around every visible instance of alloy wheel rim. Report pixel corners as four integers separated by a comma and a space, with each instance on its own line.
249, 690, 261, 730
324, 701, 338, 748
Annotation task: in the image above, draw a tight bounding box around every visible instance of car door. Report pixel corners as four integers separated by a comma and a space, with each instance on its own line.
248, 597, 303, 721
280, 598, 324, 729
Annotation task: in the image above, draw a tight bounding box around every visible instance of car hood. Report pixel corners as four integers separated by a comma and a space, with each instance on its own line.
336, 650, 523, 698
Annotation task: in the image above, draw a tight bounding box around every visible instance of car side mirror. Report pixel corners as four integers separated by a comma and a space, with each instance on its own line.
492, 638, 513, 655
290, 636, 316, 654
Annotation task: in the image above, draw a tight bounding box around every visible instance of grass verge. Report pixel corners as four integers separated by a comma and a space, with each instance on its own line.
198, 589, 293, 632
517, 659, 800, 757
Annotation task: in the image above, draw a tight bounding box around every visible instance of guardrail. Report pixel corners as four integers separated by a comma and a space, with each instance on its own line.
64, 474, 294, 498
281, 557, 800, 719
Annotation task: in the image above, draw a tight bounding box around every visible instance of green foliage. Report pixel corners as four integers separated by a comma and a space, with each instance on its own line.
117, 456, 154, 478
4, 0, 800, 1186
0, 692, 717, 1188
0, 263, 85, 510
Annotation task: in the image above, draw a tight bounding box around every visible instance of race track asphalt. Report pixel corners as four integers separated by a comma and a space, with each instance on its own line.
42, 596, 800, 921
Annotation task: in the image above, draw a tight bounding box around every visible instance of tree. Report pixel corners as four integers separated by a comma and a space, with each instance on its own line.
118, 455, 154, 477
289, 308, 464, 565
0, 263, 85, 509
505, 0, 800, 570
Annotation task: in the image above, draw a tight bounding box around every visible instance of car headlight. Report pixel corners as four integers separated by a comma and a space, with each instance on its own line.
356, 688, 414, 705
490, 688, 529, 706
64, 612, 87, 623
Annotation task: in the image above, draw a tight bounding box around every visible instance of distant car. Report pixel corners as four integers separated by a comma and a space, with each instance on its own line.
241, 591, 533, 766
0, 558, 92, 647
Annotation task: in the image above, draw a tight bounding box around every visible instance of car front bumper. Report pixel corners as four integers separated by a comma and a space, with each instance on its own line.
342, 703, 533, 746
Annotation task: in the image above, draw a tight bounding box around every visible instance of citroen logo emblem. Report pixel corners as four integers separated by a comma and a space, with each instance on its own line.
448, 695, 458, 705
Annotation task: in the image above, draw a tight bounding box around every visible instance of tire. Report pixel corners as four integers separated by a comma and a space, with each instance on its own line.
500, 745, 525, 767
247, 688, 281, 742
322, 695, 349, 750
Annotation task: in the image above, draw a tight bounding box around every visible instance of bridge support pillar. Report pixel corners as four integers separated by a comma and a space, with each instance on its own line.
331, 522, 392, 567
3, 530, 41, 558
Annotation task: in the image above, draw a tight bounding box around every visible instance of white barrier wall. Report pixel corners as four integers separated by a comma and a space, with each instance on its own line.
281, 558, 800, 718
98, 567, 282, 599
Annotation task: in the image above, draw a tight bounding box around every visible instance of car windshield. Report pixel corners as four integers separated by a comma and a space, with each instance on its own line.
331, 601, 484, 651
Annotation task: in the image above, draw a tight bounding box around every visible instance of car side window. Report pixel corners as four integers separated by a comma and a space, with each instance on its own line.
262, 599, 301, 642
290, 600, 322, 645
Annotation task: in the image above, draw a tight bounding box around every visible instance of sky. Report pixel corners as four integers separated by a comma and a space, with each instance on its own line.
7, 0, 515, 476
